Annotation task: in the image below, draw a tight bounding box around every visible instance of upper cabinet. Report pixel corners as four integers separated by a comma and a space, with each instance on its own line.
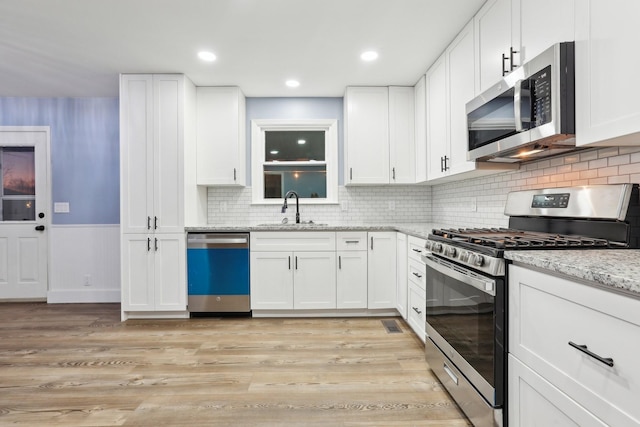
344, 86, 415, 185
196, 87, 246, 186
427, 20, 510, 183
414, 75, 428, 183
575, 0, 640, 147
476, 0, 575, 93
120, 74, 188, 235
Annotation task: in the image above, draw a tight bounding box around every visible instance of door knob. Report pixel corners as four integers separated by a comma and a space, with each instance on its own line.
35, 225, 45, 231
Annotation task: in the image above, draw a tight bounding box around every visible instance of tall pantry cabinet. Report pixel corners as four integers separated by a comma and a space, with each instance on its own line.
120, 74, 196, 320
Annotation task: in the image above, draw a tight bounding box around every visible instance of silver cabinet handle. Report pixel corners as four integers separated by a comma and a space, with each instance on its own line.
345, 240, 360, 244
350, 167, 353, 181
412, 272, 422, 278
154, 216, 158, 230
568, 341, 614, 367
412, 248, 422, 253
510, 46, 519, 71
392, 167, 396, 180
370, 237, 374, 250
288, 256, 291, 270
147, 216, 151, 230
295, 256, 298, 270
147, 237, 151, 252
339, 255, 342, 269
154, 238, 158, 251
233, 168, 237, 181
412, 306, 422, 314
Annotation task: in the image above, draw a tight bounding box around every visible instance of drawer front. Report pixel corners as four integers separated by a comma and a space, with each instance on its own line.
408, 258, 426, 291
251, 231, 336, 252
407, 281, 426, 342
509, 265, 640, 427
336, 231, 368, 251
407, 236, 426, 262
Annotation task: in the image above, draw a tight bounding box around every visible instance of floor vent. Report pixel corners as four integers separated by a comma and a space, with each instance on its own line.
381, 319, 403, 334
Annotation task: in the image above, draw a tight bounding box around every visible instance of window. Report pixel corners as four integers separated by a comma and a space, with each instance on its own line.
0, 147, 36, 221
251, 119, 338, 204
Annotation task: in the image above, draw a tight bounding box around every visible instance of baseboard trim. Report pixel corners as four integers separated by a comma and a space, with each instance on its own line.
47, 289, 120, 304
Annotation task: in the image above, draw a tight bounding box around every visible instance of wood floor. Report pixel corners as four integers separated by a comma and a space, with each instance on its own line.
0, 303, 470, 426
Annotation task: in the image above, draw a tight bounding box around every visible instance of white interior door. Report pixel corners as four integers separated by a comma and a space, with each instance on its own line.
0, 127, 50, 300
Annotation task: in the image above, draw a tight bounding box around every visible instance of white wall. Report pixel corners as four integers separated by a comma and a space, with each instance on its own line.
431, 146, 640, 228
48, 225, 120, 303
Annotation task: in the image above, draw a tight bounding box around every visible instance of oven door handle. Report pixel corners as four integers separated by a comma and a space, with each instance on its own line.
424, 254, 496, 296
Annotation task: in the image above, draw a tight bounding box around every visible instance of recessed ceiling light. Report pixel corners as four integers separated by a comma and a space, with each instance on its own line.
198, 51, 217, 62
297, 139, 306, 145
360, 51, 379, 61
286, 80, 300, 88
270, 150, 279, 154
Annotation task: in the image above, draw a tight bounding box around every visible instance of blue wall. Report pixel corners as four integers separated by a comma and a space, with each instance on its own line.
0, 97, 119, 224
246, 97, 344, 184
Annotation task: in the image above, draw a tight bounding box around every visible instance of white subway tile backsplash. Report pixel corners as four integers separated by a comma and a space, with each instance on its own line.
205, 147, 640, 229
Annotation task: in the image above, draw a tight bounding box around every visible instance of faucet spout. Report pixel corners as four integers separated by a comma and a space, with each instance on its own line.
283, 190, 300, 223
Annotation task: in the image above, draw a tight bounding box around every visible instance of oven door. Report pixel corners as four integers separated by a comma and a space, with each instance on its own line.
424, 253, 505, 407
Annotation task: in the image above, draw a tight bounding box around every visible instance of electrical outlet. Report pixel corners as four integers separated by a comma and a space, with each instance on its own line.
83, 274, 91, 286
341, 201, 348, 211
388, 201, 396, 211
220, 202, 227, 212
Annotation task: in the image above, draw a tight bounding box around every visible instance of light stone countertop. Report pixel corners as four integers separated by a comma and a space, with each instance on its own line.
505, 250, 640, 297
185, 223, 441, 241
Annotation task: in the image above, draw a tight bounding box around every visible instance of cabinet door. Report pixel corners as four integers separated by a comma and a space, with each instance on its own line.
517, 0, 574, 65
153, 75, 184, 233
388, 87, 415, 184
407, 282, 426, 342
196, 87, 246, 186
120, 75, 154, 234
121, 234, 154, 311
576, 0, 640, 146
509, 355, 607, 427
426, 54, 449, 181
447, 20, 478, 176
294, 252, 337, 309
153, 233, 186, 311
414, 75, 428, 183
475, 0, 513, 92
345, 87, 390, 184
396, 233, 408, 319
250, 251, 293, 310
336, 251, 368, 309
367, 232, 397, 309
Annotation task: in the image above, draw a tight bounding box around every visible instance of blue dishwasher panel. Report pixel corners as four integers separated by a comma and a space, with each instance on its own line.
187, 247, 249, 296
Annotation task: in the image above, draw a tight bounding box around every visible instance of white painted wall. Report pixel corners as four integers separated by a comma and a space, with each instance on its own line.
47, 225, 120, 303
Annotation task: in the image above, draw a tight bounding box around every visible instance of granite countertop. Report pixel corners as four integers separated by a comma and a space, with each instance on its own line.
185, 223, 439, 241
505, 250, 640, 297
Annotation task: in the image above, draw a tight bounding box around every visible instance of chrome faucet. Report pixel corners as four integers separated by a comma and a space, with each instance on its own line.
282, 190, 300, 223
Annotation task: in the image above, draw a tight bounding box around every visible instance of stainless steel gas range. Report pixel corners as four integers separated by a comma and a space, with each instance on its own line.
422, 184, 640, 427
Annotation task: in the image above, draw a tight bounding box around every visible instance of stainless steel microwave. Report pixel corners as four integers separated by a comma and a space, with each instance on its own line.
466, 42, 575, 163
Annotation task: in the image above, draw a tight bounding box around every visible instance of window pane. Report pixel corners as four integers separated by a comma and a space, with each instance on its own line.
2, 147, 35, 196
265, 131, 325, 162
2, 199, 35, 221
264, 164, 326, 199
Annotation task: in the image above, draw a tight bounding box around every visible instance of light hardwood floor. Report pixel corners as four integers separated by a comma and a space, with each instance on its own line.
0, 303, 470, 426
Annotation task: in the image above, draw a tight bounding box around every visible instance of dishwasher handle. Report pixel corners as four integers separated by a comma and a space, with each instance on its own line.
187, 234, 249, 248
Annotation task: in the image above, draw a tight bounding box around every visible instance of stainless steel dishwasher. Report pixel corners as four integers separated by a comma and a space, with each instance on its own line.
187, 233, 250, 315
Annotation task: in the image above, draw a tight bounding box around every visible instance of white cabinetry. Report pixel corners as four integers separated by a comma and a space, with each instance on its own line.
475, 0, 575, 93
120, 74, 192, 317
576, 0, 640, 147
367, 232, 397, 309
509, 264, 640, 426
344, 86, 415, 184
427, 20, 501, 183
414, 75, 428, 183
336, 232, 368, 309
396, 233, 408, 319
406, 236, 426, 341
250, 232, 337, 310
195, 87, 246, 185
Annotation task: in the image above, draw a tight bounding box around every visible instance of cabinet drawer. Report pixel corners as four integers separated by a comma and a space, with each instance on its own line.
408, 258, 426, 291
407, 281, 426, 342
251, 232, 336, 252
509, 265, 640, 427
336, 231, 368, 251
407, 236, 426, 262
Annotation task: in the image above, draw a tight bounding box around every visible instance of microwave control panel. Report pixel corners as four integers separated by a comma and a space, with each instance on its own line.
531, 65, 552, 127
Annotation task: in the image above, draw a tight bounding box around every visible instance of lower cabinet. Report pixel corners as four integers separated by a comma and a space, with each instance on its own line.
367, 232, 397, 309
509, 264, 640, 427
250, 250, 336, 310
396, 232, 408, 318
121, 233, 186, 312
336, 231, 368, 309
407, 281, 426, 342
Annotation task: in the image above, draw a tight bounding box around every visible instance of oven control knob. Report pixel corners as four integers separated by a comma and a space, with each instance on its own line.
433, 243, 443, 253
471, 254, 484, 267
445, 247, 457, 257
459, 251, 469, 263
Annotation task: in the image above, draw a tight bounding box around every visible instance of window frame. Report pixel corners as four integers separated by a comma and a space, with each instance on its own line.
251, 119, 338, 205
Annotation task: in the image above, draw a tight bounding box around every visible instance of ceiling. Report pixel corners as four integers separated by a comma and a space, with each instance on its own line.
0, 0, 486, 98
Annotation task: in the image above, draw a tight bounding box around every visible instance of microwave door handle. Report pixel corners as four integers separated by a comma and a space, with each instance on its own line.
514, 79, 524, 132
